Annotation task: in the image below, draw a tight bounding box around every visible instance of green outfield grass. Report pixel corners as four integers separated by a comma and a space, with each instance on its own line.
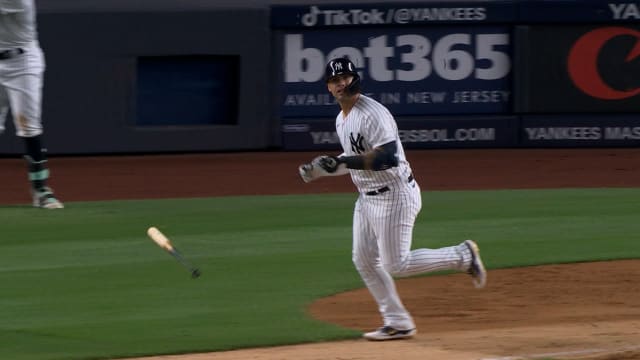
1, 188, 638, 360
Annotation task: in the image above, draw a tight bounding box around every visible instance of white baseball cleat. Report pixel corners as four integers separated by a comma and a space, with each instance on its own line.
363, 326, 416, 341
464, 240, 486, 288
32, 186, 64, 209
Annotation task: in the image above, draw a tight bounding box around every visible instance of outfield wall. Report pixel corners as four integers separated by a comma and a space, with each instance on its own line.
0, 3, 272, 154
0, 0, 637, 154
275, 1, 640, 150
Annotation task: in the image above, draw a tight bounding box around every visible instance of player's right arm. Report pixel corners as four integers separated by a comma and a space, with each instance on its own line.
315, 141, 398, 174
337, 141, 398, 171
331, 104, 399, 171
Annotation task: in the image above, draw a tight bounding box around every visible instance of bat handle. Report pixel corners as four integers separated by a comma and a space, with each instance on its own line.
170, 248, 201, 278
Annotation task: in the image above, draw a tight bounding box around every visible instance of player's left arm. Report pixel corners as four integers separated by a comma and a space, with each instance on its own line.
320, 141, 398, 172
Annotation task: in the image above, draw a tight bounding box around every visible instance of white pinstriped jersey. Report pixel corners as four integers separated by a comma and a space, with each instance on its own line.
325, 68, 476, 333
335, 94, 413, 193
0, 0, 36, 49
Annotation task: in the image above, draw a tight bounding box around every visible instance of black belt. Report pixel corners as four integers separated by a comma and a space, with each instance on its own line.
365, 173, 414, 196
365, 186, 390, 196
0, 48, 24, 60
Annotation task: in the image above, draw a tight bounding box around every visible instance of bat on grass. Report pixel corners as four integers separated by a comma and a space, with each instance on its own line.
147, 226, 201, 278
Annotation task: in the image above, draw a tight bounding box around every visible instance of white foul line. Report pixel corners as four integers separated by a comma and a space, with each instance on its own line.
481, 344, 640, 360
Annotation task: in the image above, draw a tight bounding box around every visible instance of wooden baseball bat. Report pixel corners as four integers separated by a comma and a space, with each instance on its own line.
147, 227, 201, 278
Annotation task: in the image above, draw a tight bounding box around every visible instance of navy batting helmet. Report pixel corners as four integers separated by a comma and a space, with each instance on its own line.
325, 57, 361, 94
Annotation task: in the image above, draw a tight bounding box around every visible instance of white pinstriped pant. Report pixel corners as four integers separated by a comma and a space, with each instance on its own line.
352, 178, 472, 330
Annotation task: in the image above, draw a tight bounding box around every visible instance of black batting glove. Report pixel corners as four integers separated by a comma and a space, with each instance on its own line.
318, 155, 343, 173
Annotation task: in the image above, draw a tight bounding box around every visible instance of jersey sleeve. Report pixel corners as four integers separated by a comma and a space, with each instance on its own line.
365, 105, 397, 149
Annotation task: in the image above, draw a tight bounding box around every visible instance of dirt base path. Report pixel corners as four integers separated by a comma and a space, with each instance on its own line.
1, 148, 639, 360
121, 260, 640, 360
2, 148, 639, 204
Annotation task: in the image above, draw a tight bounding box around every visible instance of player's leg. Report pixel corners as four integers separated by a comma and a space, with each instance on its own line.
376, 182, 475, 278
6, 70, 63, 209
352, 197, 416, 339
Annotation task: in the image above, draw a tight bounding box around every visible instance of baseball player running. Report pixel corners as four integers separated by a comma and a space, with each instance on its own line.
0, 0, 62, 209
299, 57, 486, 341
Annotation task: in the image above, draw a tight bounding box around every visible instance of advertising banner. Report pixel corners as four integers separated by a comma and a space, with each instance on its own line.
271, 2, 516, 28
521, 115, 640, 147
272, 1, 640, 29
278, 27, 512, 117
519, 1, 640, 23
282, 116, 517, 150
521, 25, 640, 113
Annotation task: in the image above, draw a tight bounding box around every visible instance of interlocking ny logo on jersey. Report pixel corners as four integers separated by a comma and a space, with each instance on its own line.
350, 133, 365, 154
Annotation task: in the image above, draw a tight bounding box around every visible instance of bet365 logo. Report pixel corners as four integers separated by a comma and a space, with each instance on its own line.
567, 27, 640, 100
284, 33, 511, 83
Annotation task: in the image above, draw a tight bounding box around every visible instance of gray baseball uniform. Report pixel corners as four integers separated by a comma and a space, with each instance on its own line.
336, 94, 474, 331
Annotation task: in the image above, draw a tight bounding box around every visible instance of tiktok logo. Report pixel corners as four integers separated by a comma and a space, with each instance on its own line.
567, 27, 640, 100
